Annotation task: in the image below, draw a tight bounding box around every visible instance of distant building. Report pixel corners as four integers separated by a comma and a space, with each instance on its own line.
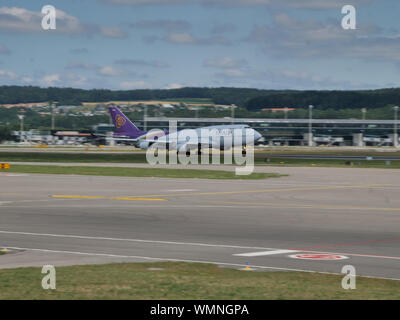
2, 102, 48, 109
261, 108, 295, 112
161, 104, 175, 109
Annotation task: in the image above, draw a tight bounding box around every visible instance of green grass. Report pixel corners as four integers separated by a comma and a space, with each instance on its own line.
0, 262, 399, 300
258, 157, 400, 168
256, 148, 400, 157
1, 151, 400, 169
0, 152, 148, 163
5, 164, 280, 180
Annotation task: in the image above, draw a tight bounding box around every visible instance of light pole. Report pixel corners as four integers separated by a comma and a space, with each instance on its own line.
361, 108, 367, 121
231, 104, 235, 125
51, 105, 55, 130
308, 105, 314, 146
143, 104, 147, 132
394, 106, 399, 147
17, 114, 25, 142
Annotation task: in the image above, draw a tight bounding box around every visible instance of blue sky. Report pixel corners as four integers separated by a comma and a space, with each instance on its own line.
0, 0, 399, 90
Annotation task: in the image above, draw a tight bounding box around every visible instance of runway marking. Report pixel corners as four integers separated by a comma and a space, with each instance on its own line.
294, 237, 400, 251
51, 195, 167, 201
0, 205, 240, 209
47, 184, 393, 201
4, 246, 400, 281
1, 230, 400, 261
52, 195, 104, 199
235, 249, 298, 257
289, 254, 349, 260
212, 201, 400, 212
116, 184, 393, 199
112, 197, 166, 201
0, 230, 279, 251
288, 250, 400, 261
164, 189, 197, 192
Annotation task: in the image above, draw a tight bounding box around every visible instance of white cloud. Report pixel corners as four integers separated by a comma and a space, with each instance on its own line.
164, 83, 183, 89
120, 81, 150, 89
204, 57, 248, 79
211, 66, 379, 90
101, 0, 373, 10
66, 62, 99, 70
115, 59, 169, 68
100, 26, 128, 38
165, 32, 231, 46
0, 6, 127, 38
167, 33, 196, 44
0, 7, 84, 34
131, 19, 191, 31
0, 69, 16, 80
40, 74, 61, 87
218, 68, 245, 77
204, 57, 247, 69
37, 73, 89, 87
245, 13, 400, 62
21, 77, 33, 83
98, 66, 123, 77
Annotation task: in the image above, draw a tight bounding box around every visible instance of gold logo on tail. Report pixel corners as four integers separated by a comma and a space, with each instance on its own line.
115, 114, 126, 129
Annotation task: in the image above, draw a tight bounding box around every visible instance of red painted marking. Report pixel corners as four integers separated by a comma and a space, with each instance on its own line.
298, 250, 400, 260
290, 254, 348, 260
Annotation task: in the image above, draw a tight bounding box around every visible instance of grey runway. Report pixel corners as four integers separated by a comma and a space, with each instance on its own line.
0, 166, 400, 280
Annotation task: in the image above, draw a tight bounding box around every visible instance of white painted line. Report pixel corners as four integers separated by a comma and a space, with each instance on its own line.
5, 246, 400, 282
164, 189, 197, 192
235, 249, 298, 257
0, 205, 241, 209
0, 230, 278, 251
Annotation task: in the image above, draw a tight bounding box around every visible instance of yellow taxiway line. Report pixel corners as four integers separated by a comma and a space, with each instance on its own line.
52, 195, 166, 201
102, 184, 394, 199
51, 184, 394, 202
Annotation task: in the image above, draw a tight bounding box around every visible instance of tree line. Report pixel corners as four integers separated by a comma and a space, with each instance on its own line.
2, 85, 400, 110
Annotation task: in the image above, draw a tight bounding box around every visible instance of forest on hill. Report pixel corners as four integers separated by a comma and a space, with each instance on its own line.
1, 86, 400, 110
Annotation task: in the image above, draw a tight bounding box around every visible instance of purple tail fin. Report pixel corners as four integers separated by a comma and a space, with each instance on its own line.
108, 106, 145, 138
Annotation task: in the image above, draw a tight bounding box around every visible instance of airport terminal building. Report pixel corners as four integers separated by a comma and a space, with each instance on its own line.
141, 117, 400, 147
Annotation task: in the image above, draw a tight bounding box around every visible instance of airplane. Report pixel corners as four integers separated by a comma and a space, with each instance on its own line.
108, 106, 262, 154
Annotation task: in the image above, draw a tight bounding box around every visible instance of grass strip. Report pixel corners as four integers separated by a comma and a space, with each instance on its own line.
4, 164, 281, 180
0, 262, 398, 300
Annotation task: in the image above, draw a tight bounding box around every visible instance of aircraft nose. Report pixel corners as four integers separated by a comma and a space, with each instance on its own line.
254, 131, 262, 141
